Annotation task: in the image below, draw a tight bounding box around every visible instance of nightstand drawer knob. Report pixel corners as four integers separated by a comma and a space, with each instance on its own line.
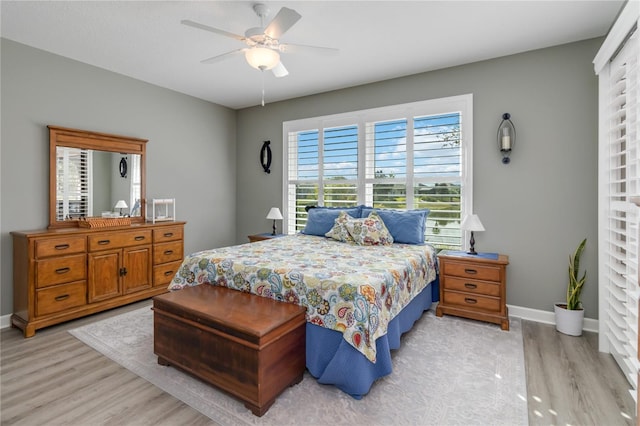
464, 268, 477, 275
464, 297, 478, 304
464, 283, 477, 289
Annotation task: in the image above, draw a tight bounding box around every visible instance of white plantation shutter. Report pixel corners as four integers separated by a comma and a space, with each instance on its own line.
595, 0, 639, 405
56, 147, 91, 220
283, 94, 472, 250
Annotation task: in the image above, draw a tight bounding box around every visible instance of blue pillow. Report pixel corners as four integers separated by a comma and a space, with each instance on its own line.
302, 206, 362, 236
360, 208, 430, 244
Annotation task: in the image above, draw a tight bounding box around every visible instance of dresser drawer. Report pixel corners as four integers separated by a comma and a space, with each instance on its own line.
441, 260, 501, 282
154, 241, 183, 264
153, 226, 183, 243
36, 281, 86, 316
153, 261, 182, 287
35, 237, 86, 258
88, 230, 152, 251
442, 290, 501, 312
36, 254, 87, 288
442, 276, 500, 297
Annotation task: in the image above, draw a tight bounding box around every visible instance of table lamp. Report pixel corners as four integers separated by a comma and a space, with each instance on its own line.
266, 207, 283, 235
460, 214, 485, 255
114, 200, 128, 216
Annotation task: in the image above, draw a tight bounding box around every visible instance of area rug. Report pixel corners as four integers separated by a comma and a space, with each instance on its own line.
69, 306, 528, 425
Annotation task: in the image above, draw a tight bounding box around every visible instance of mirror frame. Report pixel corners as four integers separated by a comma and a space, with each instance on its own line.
48, 125, 147, 229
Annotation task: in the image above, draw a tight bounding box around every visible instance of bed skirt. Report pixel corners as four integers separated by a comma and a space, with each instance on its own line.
305, 276, 439, 399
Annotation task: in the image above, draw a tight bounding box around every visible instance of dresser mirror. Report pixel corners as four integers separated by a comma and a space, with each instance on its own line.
48, 126, 147, 229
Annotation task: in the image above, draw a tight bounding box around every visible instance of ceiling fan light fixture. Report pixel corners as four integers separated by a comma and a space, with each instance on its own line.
245, 47, 280, 71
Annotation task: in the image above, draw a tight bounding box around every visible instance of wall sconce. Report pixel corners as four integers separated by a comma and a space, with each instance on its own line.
498, 113, 515, 164
266, 207, 283, 235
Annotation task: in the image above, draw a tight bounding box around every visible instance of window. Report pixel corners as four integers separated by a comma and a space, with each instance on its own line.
56, 147, 91, 220
283, 94, 473, 250
130, 154, 142, 215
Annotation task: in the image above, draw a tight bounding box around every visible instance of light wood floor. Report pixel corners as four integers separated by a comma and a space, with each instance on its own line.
1, 303, 636, 425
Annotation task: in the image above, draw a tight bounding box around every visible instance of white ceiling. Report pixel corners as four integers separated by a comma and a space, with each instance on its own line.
1, 1, 623, 110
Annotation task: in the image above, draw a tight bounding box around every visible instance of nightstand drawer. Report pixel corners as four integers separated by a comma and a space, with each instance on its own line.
442, 276, 500, 297
441, 261, 501, 282
442, 290, 501, 312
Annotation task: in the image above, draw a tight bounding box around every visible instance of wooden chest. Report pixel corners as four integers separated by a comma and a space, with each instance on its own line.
152, 284, 307, 416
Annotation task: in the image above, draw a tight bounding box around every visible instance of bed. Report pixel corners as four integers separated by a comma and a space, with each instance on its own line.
168, 208, 439, 399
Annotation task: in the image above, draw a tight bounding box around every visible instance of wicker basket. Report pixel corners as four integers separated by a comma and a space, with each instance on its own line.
78, 217, 132, 228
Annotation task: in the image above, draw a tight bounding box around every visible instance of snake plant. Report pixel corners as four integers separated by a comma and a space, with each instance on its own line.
567, 238, 587, 310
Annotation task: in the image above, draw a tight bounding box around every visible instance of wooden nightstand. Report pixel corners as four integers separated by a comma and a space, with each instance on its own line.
436, 251, 510, 330
247, 233, 285, 243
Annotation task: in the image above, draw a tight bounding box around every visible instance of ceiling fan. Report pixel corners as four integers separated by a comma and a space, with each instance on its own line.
182, 3, 338, 78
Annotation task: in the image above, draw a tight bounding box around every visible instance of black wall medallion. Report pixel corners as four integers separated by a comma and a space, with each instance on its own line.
119, 156, 128, 178
260, 140, 272, 174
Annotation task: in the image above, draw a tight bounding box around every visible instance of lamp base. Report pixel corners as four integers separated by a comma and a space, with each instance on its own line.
467, 231, 478, 255
271, 220, 277, 236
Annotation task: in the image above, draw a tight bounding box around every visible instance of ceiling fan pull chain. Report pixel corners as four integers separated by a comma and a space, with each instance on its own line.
261, 70, 266, 106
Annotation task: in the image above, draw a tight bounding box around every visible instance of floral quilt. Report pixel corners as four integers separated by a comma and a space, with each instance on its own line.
169, 234, 437, 363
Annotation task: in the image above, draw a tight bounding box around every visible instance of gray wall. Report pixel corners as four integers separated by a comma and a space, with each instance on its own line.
235, 38, 601, 317
0, 36, 601, 319
0, 39, 237, 316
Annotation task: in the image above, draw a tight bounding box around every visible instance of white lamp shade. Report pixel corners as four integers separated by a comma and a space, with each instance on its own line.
460, 214, 485, 232
245, 47, 280, 71
114, 200, 128, 209
266, 207, 283, 220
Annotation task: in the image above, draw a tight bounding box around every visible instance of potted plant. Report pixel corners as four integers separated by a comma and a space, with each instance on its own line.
554, 238, 587, 336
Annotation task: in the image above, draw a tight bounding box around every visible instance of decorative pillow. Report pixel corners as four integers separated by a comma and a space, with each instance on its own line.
325, 211, 355, 242
302, 206, 362, 236
344, 211, 394, 246
360, 208, 429, 244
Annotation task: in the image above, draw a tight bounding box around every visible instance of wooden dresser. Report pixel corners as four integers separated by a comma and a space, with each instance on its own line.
11, 221, 185, 337
436, 251, 510, 330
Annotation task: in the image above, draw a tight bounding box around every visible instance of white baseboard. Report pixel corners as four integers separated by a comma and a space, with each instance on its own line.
508, 304, 598, 333
1, 313, 12, 330
0, 304, 600, 334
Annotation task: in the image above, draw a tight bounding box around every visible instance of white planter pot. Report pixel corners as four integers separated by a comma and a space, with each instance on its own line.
554, 303, 584, 336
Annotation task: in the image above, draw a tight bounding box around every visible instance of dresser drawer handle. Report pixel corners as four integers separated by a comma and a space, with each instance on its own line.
163, 250, 174, 255
464, 297, 478, 304
55, 267, 71, 274
164, 270, 174, 276
163, 232, 174, 238
55, 294, 70, 302
54, 244, 70, 250
134, 236, 146, 241
464, 283, 477, 289
464, 268, 477, 275
98, 239, 111, 245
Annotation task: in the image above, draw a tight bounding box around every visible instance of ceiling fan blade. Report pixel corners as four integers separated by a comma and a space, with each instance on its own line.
272, 61, 289, 78
279, 43, 339, 56
264, 7, 301, 39
181, 19, 245, 42
200, 49, 246, 64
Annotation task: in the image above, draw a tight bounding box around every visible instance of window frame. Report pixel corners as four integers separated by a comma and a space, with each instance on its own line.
282, 93, 474, 249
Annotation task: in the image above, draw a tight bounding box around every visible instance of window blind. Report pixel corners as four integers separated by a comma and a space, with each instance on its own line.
597, 3, 639, 405
56, 147, 90, 220
284, 94, 472, 250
